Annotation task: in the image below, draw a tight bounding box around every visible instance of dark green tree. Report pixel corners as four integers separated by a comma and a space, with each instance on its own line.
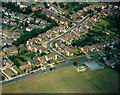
73, 61, 78, 66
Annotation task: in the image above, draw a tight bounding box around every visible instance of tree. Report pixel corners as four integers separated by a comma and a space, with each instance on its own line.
25, 21, 28, 27
50, 68, 52, 71
68, 22, 73, 27
17, 72, 21, 75
24, 6, 32, 14
40, 52, 46, 56
34, 66, 38, 70
59, 2, 64, 8
20, 22, 24, 26
2, 75, 5, 81
65, 3, 69, 10
53, 2, 58, 6
73, 61, 78, 66
44, 2, 49, 9
31, 65, 34, 70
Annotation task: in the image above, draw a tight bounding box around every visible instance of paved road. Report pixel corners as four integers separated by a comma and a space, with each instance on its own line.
46, 13, 91, 63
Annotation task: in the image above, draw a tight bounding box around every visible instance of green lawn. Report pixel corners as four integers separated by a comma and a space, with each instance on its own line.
2, 65, 119, 93
46, 65, 51, 68
55, 61, 65, 66
90, 54, 101, 58
56, 57, 63, 61
43, 63, 47, 66
87, 51, 99, 55
70, 56, 88, 61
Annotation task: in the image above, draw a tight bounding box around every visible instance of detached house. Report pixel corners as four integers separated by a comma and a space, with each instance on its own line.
9, 46, 18, 54
28, 58, 38, 66
26, 26, 32, 32
47, 53, 58, 60
65, 47, 74, 56
19, 64, 30, 71
38, 56, 46, 63
81, 46, 90, 53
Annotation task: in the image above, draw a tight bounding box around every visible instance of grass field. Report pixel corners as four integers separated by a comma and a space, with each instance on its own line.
2, 65, 119, 93
70, 56, 88, 61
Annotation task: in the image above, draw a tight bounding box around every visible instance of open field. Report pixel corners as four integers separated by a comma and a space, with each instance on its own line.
2, 65, 119, 93
70, 56, 88, 61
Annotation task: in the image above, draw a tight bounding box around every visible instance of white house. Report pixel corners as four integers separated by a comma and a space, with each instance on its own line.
26, 27, 32, 32
55, 43, 58, 48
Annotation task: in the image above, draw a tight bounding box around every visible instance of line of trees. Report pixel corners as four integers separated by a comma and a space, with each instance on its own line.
2, 2, 32, 14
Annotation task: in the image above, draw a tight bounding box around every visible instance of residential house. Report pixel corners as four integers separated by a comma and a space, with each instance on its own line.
29, 58, 38, 66
81, 46, 90, 53
47, 53, 58, 60
19, 64, 30, 71
8, 46, 18, 54
38, 56, 46, 63
62, 10, 69, 15
65, 47, 74, 56
5, 59, 14, 67
26, 26, 32, 32
19, 2, 28, 8
16, 14, 25, 20
2, 39, 13, 46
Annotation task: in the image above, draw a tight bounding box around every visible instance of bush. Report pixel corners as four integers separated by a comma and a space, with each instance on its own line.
73, 61, 78, 66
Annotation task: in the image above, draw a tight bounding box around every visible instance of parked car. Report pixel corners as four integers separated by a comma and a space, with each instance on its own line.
77, 62, 80, 64
30, 72, 34, 74
42, 70, 45, 72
